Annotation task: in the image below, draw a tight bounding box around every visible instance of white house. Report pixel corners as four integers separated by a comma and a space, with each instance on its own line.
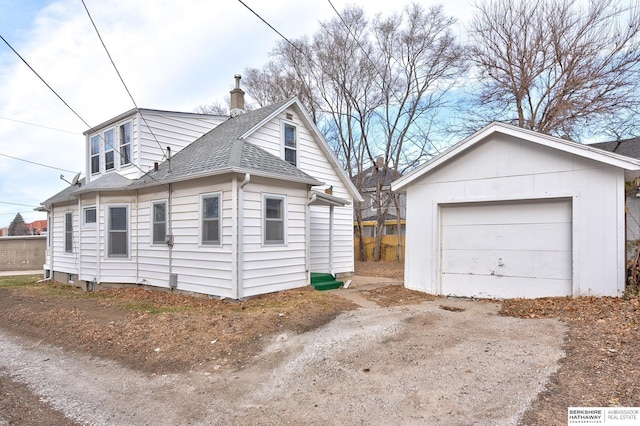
41, 80, 361, 299
392, 122, 640, 299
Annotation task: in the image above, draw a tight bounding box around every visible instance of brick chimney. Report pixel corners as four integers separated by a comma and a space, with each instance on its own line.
230, 74, 245, 117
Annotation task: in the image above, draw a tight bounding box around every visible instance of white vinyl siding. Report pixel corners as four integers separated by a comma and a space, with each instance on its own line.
134, 179, 233, 296
79, 199, 98, 281
246, 106, 355, 275
242, 180, 307, 297
48, 206, 79, 275
135, 112, 226, 180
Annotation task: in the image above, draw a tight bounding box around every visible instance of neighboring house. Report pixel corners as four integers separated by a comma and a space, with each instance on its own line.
26, 220, 47, 235
41, 80, 361, 299
392, 122, 640, 299
353, 157, 406, 237
589, 137, 640, 246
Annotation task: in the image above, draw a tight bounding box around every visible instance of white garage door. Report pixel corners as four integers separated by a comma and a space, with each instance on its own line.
440, 199, 572, 298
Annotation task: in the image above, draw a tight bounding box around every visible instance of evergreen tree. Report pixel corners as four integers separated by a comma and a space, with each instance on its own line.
8, 213, 26, 236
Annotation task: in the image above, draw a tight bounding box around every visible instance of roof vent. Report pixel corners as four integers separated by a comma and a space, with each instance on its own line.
286, 113, 293, 120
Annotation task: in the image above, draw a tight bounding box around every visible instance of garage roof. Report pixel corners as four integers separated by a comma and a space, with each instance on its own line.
392, 122, 640, 192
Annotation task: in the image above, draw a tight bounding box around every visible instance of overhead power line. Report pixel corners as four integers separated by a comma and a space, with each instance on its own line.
0, 33, 169, 190
0, 34, 91, 128
0, 201, 41, 208
0, 115, 80, 135
237, 0, 317, 65
81, 0, 166, 159
0, 151, 76, 173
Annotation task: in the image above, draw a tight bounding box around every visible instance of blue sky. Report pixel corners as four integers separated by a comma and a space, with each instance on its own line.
0, 0, 474, 227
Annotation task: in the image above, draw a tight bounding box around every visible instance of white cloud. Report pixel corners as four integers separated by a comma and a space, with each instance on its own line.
0, 0, 474, 225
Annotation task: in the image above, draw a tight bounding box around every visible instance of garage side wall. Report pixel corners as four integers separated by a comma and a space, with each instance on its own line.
404, 133, 626, 297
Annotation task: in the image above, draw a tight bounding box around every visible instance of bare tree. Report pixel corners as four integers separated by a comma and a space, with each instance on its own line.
466, 0, 640, 139
194, 97, 230, 115
246, 3, 464, 261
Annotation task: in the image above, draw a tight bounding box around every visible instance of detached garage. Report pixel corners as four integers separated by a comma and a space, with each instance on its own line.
392, 123, 640, 299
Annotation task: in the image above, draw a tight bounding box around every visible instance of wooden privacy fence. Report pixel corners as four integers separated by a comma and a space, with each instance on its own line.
354, 235, 405, 262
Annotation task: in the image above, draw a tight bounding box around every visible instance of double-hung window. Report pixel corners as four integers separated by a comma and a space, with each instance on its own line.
152, 201, 167, 244
201, 194, 220, 245
284, 123, 296, 166
104, 128, 115, 171
264, 194, 285, 245
90, 135, 100, 174
108, 206, 128, 257
119, 122, 131, 166
64, 212, 73, 253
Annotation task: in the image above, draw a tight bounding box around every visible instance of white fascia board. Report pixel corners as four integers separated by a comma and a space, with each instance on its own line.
392, 122, 640, 191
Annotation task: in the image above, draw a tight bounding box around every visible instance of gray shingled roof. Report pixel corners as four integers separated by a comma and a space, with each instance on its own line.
41, 178, 86, 206
353, 165, 399, 189
75, 173, 132, 194
131, 98, 321, 188
590, 138, 640, 160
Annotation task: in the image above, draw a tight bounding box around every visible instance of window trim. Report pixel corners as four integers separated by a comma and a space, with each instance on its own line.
106, 204, 129, 259
119, 121, 132, 167
83, 206, 97, 228
151, 200, 167, 245
90, 135, 101, 175
64, 211, 73, 254
200, 192, 222, 246
104, 128, 115, 171
263, 193, 286, 246
281, 120, 297, 167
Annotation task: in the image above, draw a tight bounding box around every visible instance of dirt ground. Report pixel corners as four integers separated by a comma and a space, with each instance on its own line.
0, 262, 639, 425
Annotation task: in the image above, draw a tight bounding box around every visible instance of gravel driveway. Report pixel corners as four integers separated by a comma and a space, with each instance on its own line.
0, 296, 566, 425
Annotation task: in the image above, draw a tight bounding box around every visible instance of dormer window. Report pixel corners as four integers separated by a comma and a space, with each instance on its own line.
119, 122, 131, 166
104, 128, 115, 171
89, 120, 133, 176
284, 123, 296, 166
90, 135, 100, 174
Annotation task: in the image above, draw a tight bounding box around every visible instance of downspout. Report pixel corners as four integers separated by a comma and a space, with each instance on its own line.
47, 207, 53, 279
329, 205, 334, 275
77, 196, 82, 280
96, 192, 101, 284
231, 175, 238, 298
167, 183, 173, 288
306, 192, 317, 281
135, 189, 140, 284
237, 173, 250, 300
